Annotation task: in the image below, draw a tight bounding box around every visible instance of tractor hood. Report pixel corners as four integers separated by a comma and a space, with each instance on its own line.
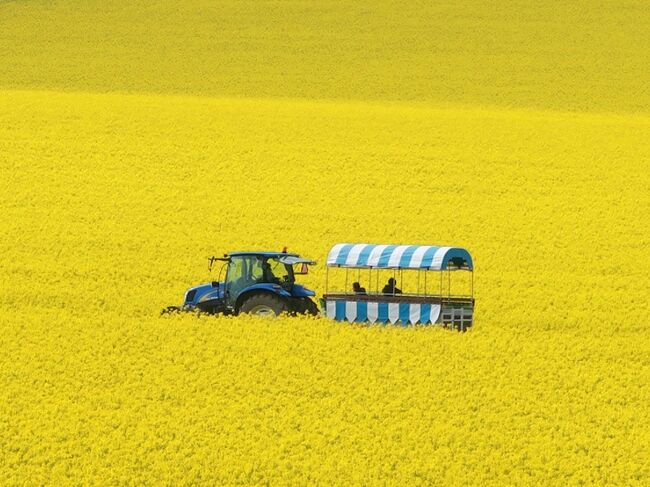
184, 282, 224, 305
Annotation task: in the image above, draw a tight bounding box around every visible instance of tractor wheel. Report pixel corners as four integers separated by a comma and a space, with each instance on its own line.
239, 293, 287, 317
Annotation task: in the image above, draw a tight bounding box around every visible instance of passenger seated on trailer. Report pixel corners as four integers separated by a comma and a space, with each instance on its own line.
352, 282, 367, 295
382, 278, 402, 295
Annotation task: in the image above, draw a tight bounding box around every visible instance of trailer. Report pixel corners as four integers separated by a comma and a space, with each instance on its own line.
322, 243, 474, 330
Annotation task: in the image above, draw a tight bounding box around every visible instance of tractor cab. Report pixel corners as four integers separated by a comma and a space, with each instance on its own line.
164, 251, 318, 316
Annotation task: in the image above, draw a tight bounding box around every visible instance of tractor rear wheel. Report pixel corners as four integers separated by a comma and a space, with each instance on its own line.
239, 293, 287, 317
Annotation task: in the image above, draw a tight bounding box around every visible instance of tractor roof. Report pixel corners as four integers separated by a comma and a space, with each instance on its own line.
227, 251, 300, 258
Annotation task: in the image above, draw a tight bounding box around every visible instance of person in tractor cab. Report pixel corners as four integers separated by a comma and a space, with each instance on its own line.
260, 260, 280, 284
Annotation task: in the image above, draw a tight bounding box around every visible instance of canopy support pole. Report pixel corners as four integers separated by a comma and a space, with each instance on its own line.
448, 270, 451, 329
368, 267, 372, 294
376, 269, 379, 294
471, 270, 474, 299
345, 268, 349, 295
393, 269, 396, 296
424, 271, 427, 296
325, 266, 329, 295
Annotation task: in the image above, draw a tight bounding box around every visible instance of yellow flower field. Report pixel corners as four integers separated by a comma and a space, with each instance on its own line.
1, 1, 649, 485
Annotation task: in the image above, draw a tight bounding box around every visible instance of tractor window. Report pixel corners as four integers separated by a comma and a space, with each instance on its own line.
254, 257, 294, 287
269, 259, 290, 282
249, 257, 264, 281
227, 256, 294, 297
227, 257, 244, 282
226, 256, 259, 299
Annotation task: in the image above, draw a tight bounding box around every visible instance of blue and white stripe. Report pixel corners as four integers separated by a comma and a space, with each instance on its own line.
326, 243, 473, 270
326, 300, 442, 325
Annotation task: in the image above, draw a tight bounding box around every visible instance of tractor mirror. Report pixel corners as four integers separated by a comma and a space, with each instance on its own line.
211, 281, 219, 288
294, 263, 309, 275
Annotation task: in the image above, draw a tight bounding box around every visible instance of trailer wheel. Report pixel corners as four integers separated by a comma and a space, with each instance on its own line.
239, 293, 287, 317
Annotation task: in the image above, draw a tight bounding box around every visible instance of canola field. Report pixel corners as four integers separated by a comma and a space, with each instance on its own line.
1, 1, 650, 485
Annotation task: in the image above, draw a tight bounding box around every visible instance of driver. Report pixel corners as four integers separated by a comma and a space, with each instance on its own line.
261, 260, 281, 284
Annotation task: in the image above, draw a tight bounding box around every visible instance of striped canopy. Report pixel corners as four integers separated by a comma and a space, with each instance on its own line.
326, 243, 473, 271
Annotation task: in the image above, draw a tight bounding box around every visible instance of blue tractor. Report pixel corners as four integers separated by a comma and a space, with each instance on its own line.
162, 251, 319, 316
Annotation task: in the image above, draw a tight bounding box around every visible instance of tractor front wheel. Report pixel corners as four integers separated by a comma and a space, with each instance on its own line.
239, 293, 287, 317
